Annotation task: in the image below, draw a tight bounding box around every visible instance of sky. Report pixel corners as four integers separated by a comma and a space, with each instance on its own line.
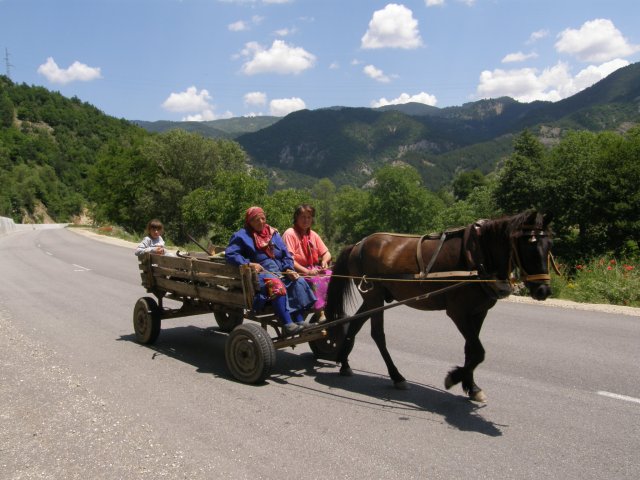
1, 0, 639, 122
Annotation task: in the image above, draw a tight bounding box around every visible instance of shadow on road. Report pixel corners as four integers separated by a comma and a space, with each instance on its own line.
118, 326, 502, 436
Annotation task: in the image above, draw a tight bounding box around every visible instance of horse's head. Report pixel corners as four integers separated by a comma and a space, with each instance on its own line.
509, 211, 554, 301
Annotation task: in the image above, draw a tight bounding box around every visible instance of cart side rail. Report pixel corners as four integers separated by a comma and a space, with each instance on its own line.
138, 253, 257, 310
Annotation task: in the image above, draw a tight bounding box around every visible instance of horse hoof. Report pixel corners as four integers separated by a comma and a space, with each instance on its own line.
444, 374, 454, 390
470, 390, 487, 403
340, 366, 353, 377
394, 380, 410, 390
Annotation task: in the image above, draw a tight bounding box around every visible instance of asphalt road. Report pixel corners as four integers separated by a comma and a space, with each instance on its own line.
1, 226, 638, 480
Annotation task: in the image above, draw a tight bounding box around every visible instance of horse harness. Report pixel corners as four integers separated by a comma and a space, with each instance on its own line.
354, 220, 557, 299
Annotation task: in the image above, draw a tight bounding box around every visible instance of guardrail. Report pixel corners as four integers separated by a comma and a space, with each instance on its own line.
0, 216, 68, 237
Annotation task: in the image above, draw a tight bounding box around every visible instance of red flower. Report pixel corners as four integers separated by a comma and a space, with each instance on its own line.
576, 264, 583, 270
624, 265, 634, 271
607, 266, 612, 270
610, 259, 617, 265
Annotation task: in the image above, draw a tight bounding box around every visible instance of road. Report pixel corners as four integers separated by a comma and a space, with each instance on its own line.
1, 226, 638, 480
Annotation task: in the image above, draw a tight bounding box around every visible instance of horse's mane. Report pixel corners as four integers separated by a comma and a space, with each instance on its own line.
482, 210, 546, 238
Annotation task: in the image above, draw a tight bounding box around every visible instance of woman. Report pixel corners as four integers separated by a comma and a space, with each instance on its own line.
282, 204, 331, 323
134, 219, 166, 256
225, 207, 316, 336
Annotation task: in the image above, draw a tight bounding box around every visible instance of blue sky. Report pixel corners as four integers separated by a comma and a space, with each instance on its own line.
2, 0, 639, 121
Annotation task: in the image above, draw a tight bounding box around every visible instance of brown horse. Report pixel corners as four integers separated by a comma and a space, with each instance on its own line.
325, 210, 554, 402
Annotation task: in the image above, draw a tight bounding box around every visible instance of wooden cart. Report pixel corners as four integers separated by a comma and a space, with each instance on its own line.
134, 252, 343, 383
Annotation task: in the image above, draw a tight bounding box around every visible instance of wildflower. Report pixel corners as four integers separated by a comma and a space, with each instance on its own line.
610, 259, 617, 265
576, 264, 583, 270
624, 265, 634, 271
607, 266, 612, 271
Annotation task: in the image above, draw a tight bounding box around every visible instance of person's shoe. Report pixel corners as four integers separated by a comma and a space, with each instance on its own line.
297, 317, 313, 329
283, 323, 303, 336
312, 311, 326, 324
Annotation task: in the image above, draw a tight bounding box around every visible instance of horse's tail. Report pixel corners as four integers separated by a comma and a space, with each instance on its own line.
326, 244, 356, 321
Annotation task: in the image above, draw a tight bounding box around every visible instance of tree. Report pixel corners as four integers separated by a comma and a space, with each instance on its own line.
367, 164, 444, 234
451, 169, 487, 201
0, 91, 14, 128
493, 130, 548, 214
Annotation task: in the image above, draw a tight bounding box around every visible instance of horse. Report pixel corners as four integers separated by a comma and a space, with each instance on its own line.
324, 210, 554, 402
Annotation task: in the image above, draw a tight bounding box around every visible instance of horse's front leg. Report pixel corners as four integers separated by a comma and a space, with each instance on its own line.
445, 309, 488, 402
370, 314, 408, 389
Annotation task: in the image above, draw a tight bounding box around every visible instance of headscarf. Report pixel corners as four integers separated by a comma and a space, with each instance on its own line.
293, 223, 319, 266
245, 206, 276, 258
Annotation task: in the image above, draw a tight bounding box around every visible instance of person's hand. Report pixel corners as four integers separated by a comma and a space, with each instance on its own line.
155, 246, 165, 254
285, 269, 299, 280
249, 262, 263, 272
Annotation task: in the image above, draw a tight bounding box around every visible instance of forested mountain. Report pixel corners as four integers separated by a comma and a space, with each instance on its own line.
235, 62, 640, 190
134, 116, 279, 139
1, 62, 639, 224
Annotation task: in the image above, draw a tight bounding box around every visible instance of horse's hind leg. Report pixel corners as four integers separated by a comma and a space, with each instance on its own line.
445, 309, 488, 402
337, 314, 368, 377
370, 314, 408, 389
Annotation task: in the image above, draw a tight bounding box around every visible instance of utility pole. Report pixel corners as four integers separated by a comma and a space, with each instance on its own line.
5, 48, 14, 79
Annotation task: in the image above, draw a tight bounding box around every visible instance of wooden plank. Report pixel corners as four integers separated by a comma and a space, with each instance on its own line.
154, 277, 247, 307
151, 267, 243, 289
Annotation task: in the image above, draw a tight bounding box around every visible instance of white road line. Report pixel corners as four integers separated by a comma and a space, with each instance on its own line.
597, 391, 640, 405
72, 264, 91, 272
45, 251, 53, 256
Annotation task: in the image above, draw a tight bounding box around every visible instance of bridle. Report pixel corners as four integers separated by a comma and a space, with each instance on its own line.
509, 225, 560, 285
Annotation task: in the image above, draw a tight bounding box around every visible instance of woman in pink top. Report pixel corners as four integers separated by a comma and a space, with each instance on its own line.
282, 204, 332, 322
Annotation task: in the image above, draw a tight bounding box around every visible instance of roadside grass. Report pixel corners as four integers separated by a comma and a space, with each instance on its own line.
550, 257, 640, 307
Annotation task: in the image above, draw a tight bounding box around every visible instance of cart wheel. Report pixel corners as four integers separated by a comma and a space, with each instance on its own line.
133, 297, 161, 345
225, 324, 276, 384
214, 310, 244, 333
309, 324, 346, 361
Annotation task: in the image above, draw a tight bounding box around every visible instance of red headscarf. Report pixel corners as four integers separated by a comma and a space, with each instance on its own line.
293, 223, 319, 266
245, 206, 276, 258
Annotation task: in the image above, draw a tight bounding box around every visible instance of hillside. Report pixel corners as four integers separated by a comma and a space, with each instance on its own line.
235, 62, 640, 189
134, 116, 280, 139
2, 61, 639, 223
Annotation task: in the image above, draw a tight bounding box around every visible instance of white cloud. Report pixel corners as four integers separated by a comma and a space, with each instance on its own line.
162, 86, 213, 112
502, 51, 538, 63
475, 59, 630, 103
240, 40, 316, 75
329, 62, 340, 70
371, 92, 437, 108
363, 64, 391, 83
37, 57, 101, 85
527, 29, 549, 45
228, 20, 248, 32
425, 0, 474, 5
244, 91, 267, 106
361, 4, 423, 50
269, 97, 306, 116
555, 18, 640, 63
229, 15, 263, 32
161, 86, 234, 121
274, 28, 294, 37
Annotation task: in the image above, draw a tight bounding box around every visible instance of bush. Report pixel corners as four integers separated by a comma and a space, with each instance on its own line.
552, 256, 640, 307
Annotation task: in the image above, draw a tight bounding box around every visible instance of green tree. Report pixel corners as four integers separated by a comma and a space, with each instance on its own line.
368, 164, 445, 234
311, 178, 337, 240
333, 186, 371, 245
181, 170, 268, 245
451, 169, 487, 201
494, 130, 548, 213
0, 91, 14, 128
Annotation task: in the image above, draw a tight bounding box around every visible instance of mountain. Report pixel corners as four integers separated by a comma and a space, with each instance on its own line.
234, 62, 640, 190
134, 116, 279, 139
